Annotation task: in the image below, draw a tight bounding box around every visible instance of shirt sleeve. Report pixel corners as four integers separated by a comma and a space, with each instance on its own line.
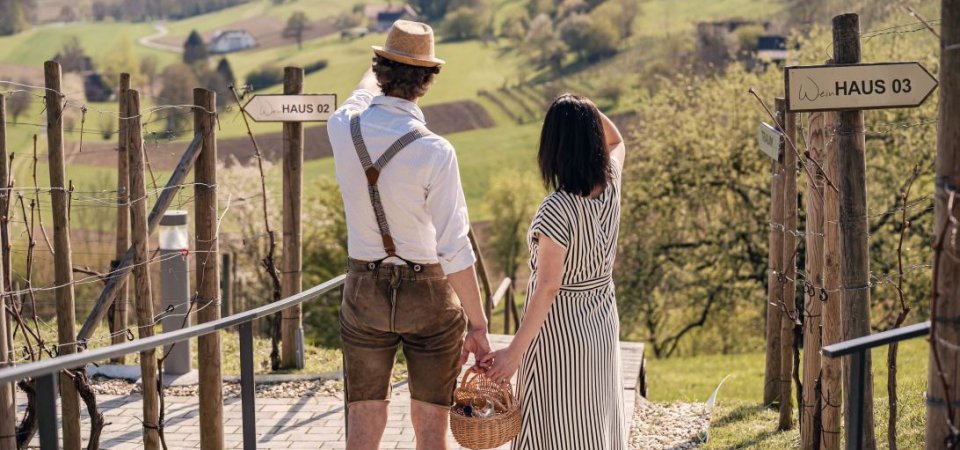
331, 89, 375, 122
425, 140, 476, 274
530, 196, 571, 249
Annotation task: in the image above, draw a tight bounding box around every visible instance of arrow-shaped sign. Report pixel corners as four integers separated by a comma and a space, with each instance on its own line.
758, 122, 782, 161
785, 62, 937, 112
243, 94, 338, 122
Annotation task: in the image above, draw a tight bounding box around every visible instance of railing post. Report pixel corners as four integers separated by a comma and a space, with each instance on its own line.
238, 322, 257, 450
848, 350, 866, 450
160, 211, 191, 376
36, 373, 59, 450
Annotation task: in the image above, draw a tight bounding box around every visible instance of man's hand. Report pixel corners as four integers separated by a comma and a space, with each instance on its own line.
459, 327, 492, 368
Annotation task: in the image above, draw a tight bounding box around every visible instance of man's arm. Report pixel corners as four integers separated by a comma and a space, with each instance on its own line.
356, 67, 381, 95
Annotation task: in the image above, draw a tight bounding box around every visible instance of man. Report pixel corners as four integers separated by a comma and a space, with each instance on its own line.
327, 20, 492, 450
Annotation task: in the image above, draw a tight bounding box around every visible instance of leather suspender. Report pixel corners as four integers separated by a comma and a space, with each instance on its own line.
349, 113, 431, 264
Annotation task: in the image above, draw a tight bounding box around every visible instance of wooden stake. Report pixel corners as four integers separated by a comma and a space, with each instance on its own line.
0, 94, 11, 293
801, 111, 828, 449
778, 98, 797, 431
468, 228, 493, 331
112, 73, 131, 363
764, 100, 786, 407
927, 1, 960, 447
818, 101, 843, 450
44, 60, 82, 450
832, 14, 876, 448
194, 88, 224, 450
126, 89, 161, 449
281, 67, 304, 369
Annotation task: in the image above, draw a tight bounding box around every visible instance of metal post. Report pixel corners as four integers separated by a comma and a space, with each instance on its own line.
160, 211, 191, 375
849, 350, 866, 450
36, 373, 59, 450
239, 322, 257, 450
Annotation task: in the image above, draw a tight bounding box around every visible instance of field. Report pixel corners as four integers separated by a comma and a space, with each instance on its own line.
648, 339, 928, 448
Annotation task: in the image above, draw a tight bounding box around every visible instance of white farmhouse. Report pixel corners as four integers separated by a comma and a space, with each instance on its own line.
208, 30, 258, 54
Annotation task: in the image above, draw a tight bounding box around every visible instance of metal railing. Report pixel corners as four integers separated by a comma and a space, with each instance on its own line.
0, 274, 347, 450
821, 320, 931, 450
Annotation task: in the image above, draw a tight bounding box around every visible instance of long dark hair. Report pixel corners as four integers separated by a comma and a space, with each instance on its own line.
537, 94, 611, 197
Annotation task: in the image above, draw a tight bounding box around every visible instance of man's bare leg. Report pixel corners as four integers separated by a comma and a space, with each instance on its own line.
411, 399, 449, 450
346, 401, 389, 450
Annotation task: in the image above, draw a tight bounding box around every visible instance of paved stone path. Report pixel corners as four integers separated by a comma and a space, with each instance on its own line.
19, 337, 644, 449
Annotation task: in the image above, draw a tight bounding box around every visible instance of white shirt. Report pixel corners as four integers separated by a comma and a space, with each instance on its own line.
327, 90, 476, 274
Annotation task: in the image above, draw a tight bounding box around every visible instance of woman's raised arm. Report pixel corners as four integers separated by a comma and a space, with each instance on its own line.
599, 111, 626, 166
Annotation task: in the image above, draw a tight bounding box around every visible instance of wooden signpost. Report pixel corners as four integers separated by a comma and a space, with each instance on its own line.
245, 82, 336, 369
767, 13, 941, 449
785, 62, 938, 112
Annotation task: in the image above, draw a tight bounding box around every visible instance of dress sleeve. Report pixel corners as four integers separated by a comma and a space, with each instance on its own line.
529, 196, 571, 249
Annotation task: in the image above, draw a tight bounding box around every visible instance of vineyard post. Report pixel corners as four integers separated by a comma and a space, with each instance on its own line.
832, 14, 876, 449
801, 111, 828, 449
281, 67, 305, 369
44, 60, 82, 450
778, 97, 797, 431
763, 99, 785, 407
927, 0, 960, 447
0, 93, 10, 292
112, 72, 131, 364
126, 89, 161, 450
194, 87, 224, 450
821, 109, 842, 450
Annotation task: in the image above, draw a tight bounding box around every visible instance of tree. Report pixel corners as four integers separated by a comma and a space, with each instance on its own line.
59, 5, 78, 22
140, 55, 158, 97
442, 6, 485, 41
283, 11, 311, 50
558, 14, 593, 57
91, 1, 109, 21
410, 0, 481, 21
579, 15, 619, 61
100, 36, 140, 88
0, 0, 32, 36
215, 58, 236, 87
158, 64, 199, 132
183, 30, 208, 65
245, 66, 283, 90
500, 14, 528, 45
6, 90, 30, 123
333, 11, 363, 30
57, 36, 89, 73
591, 0, 640, 39
483, 171, 541, 297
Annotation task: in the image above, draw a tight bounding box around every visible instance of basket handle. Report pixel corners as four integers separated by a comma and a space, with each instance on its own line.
460, 369, 479, 387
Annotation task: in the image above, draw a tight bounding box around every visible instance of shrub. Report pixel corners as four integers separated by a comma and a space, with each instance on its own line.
246, 66, 284, 90
442, 6, 485, 41
303, 60, 328, 75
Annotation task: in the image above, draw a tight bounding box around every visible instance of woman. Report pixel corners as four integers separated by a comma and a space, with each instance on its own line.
481, 94, 627, 449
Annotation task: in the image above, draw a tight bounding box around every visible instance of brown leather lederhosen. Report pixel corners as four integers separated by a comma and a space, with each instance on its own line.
340, 112, 468, 408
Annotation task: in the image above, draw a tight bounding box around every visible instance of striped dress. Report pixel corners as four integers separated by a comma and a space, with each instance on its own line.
514, 161, 626, 450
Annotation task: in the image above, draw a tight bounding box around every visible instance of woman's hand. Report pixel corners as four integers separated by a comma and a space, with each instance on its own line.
479, 345, 523, 385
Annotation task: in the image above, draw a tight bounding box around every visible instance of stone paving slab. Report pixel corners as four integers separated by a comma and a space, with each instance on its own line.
17, 337, 644, 449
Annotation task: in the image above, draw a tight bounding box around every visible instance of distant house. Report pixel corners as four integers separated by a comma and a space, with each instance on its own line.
756, 35, 787, 64
364, 4, 419, 32
208, 30, 258, 54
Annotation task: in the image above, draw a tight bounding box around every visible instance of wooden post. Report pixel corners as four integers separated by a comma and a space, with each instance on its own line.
832, 14, 875, 449
125, 89, 160, 449
112, 73, 131, 363
927, 1, 960, 447
281, 67, 304, 369
194, 88, 224, 450
44, 60, 82, 450
0, 94, 11, 293
0, 93, 11, 450
821, 110, 842, 450
221, 253, 234, 317
764, 100, 785, 407
778, 98, 797, 431
801, 111, 827, 449
468, 228, 493, 330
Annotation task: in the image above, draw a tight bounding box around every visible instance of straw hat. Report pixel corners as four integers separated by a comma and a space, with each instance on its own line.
372, 20, 446, 68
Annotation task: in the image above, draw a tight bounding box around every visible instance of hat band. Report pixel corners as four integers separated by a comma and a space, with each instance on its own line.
381, 45, 435, 61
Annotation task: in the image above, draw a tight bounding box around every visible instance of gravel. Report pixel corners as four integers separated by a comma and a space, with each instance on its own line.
629, 396, 709, 450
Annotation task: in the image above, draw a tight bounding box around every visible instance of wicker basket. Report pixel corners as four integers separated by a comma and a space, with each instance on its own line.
449, 371, 521, 449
